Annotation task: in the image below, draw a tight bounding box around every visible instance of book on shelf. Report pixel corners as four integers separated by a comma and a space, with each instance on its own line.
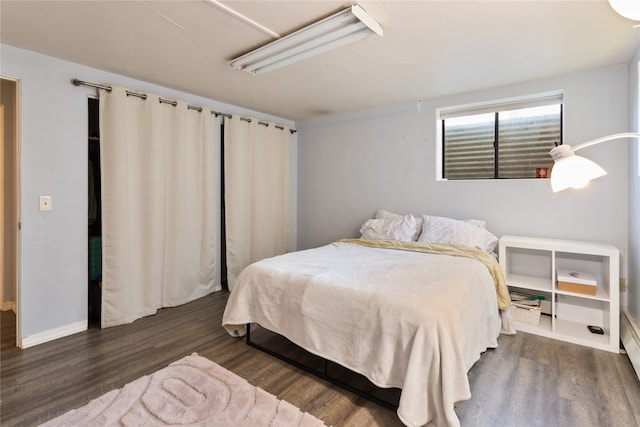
556, 269, 597, 296
510, 291, 544, 306
557, 269, 597, 286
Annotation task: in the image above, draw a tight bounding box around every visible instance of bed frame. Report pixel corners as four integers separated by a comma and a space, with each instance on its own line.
245, 323, 400, 411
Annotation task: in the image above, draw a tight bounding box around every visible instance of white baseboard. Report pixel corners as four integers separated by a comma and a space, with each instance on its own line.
1, 300, 16, 312
621, 311, 640, 382
20, 320, 87, 349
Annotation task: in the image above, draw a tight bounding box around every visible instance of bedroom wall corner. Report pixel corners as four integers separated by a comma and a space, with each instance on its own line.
625, 43, 640, 380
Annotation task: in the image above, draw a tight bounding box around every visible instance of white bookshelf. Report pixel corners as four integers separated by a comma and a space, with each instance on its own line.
499, 235, 619, 353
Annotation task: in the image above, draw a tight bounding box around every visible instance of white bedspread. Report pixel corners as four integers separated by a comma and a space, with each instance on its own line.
222, 241, 502, 427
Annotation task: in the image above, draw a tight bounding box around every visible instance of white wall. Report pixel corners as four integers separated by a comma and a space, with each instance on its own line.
298, 64, 630, 298
629, 48, 640, 325
624, 45, 639, 379
0, 44, 296, 346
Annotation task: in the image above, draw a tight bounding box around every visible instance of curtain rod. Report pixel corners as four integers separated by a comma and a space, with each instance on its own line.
71, 78, 296, 134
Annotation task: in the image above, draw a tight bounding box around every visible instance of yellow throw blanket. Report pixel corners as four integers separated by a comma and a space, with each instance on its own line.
339, 238, 511, 310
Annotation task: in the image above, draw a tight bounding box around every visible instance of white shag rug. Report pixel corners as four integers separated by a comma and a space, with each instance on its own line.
40, 353, 328, 427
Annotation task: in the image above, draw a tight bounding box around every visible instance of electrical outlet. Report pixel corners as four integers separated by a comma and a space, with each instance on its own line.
39, 195, 53, 212
620, 277, 627, 293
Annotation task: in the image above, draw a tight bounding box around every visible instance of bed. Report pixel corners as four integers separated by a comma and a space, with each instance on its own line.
222, 217, 513, 427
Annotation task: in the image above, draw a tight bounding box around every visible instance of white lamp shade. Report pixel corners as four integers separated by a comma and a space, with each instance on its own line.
550, 154, 607, 192
548, 133, 640, 192
608, 0, 640, 21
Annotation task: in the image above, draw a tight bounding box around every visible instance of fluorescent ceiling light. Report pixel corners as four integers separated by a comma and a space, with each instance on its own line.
549, 133, 640, 192
229, 5, 383, 75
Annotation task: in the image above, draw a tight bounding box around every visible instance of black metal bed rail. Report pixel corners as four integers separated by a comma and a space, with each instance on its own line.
245, 324, 399, 411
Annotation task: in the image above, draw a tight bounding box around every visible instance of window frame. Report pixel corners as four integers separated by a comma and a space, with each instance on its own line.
436, 91, 564, 181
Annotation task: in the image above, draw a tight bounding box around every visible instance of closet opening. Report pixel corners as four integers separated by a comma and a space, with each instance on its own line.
220, 123, 228, 291
1, 76, 20, 347
87, 97, 101, 326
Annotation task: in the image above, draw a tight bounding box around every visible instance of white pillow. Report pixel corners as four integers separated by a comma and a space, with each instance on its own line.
360, 215, 417, 242
374, 209, 423, 241
374, 209, 401, 219
374, 209, 486, 234
465, 218, 487, 229
417, 215, 498, 252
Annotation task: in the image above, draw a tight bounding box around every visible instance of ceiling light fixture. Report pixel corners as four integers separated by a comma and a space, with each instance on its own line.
229, 5, 383, 76
548, 133, 640, 192
608, 0, 640, 21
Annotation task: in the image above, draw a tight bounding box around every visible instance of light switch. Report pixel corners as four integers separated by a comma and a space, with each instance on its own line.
39, 196, 53, 212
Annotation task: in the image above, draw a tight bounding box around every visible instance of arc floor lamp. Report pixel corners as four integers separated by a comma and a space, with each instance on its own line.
549, 133, 640, 192
550, 1, 640, 192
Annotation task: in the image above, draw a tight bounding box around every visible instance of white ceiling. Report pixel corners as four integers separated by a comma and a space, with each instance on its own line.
1, 0, 639, 121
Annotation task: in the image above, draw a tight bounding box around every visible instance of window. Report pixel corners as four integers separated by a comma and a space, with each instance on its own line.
439, 93, 563, 180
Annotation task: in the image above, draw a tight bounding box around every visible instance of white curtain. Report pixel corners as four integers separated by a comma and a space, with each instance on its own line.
224, 116, 290, 289
99, 86, 217, 328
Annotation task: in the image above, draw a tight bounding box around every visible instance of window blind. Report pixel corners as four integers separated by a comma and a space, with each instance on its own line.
442, 94, 562, 180
439, 91, 563, 120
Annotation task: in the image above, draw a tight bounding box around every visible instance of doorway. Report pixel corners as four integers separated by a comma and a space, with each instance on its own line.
87, 97, 101, 326
1, 76, 21, 347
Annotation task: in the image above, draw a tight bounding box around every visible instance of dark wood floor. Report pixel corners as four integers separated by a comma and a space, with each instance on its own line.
2, 291, 640, 427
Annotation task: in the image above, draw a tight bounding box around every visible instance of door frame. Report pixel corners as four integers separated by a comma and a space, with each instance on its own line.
1, 75, 22, 347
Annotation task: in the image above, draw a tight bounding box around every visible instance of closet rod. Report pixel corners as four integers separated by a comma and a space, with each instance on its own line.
71, 78, 296, 134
